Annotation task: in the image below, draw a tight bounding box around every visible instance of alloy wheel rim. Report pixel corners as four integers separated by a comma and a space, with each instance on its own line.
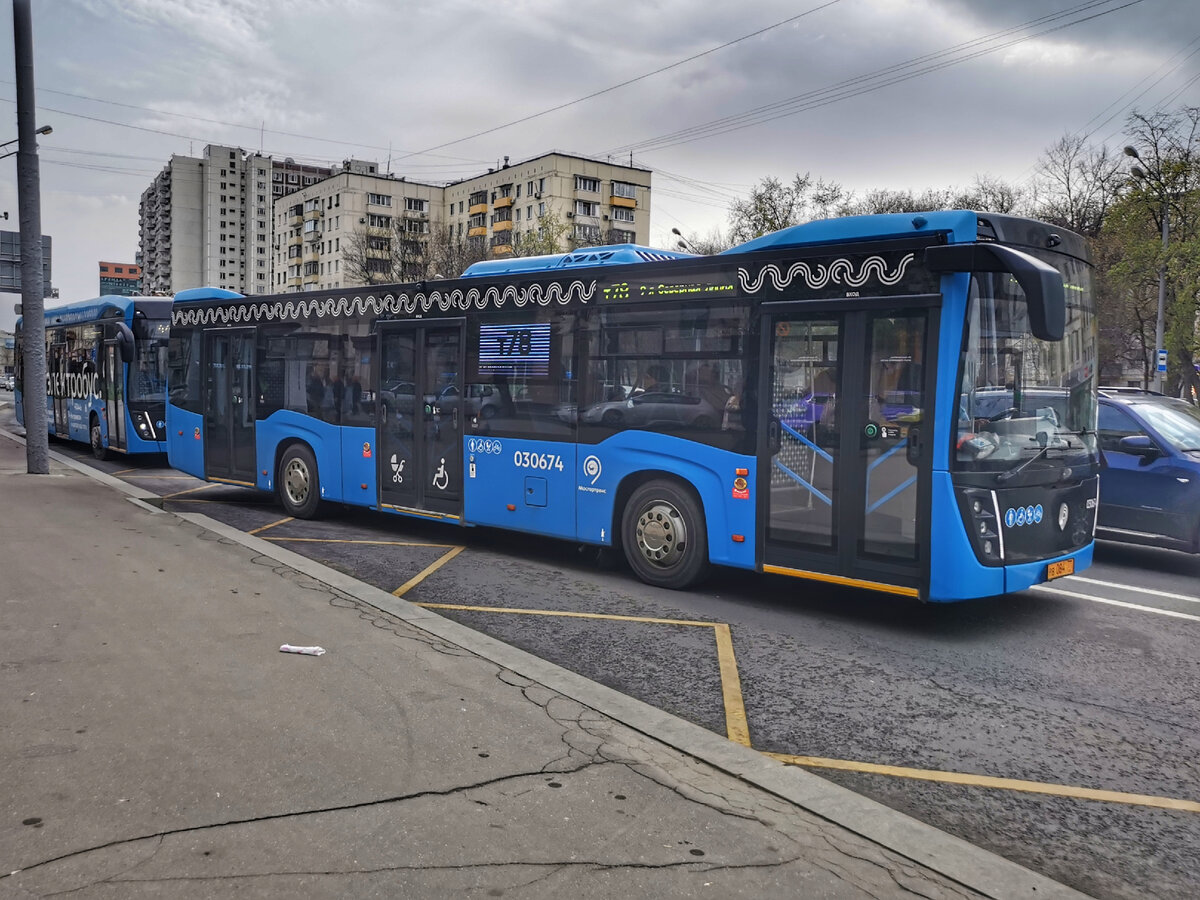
635, 501, 686, 569
284, 459, 310, 506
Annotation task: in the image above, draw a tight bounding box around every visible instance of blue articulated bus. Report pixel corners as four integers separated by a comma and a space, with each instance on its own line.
166, 211, 1099, 601
16, 295, 172, 458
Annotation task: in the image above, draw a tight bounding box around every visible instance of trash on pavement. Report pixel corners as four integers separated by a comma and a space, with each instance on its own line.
280, 644, 326, 656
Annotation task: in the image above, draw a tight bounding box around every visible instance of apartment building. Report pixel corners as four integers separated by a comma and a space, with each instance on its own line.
443, 152, 651, 256
272, 151, 651, 292
138, 145, 330, 295
272, 160, 444, 293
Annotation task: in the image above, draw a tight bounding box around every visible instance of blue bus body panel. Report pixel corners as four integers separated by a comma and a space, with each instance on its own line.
339, 426, 378, 506
465, 437, 577, 538
166, 405, 205, 477
255, 412, 345, 500
465, 433, 756, 569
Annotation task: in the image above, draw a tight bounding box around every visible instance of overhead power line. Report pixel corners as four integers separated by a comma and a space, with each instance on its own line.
602, 0, 1145, 157
392, 0, 845, 163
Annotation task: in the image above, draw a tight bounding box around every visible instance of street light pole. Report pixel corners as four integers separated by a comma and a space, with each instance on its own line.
13, 0, 49, 473
1124, 145, 1169, 394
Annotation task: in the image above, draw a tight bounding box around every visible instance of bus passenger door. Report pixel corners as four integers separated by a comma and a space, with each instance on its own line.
102, 340, 126, 451
203, 329, 257, 485
377, 321, 464, 519
51, 338, 69, 436
761, 306, 933, 596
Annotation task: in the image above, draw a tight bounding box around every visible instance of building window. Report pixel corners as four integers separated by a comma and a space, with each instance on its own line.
612, 207, 634, 223
368, 193, 392, 206
573, 224, 601, 242
612, 181, 637, 199
575, 200, 598, 217
575, 175, 599, 193
612, 229, 635, 243
404, 197, 428, 213
368, 214, 391, 228
538, 202, 545, 217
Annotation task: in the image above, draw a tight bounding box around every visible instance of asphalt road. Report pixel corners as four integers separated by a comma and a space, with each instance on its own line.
8, 421, 1199, 900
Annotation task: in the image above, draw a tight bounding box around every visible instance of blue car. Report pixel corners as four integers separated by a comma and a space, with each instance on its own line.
1097, 388, 1200, 552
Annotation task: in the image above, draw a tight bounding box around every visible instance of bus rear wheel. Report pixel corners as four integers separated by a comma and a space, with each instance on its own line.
278, 444, 321, 518
90, 417, 108, 461
621, 480, 708, 589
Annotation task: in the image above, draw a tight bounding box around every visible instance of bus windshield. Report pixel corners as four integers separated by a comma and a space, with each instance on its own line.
131, 317, 170, 402
954, 253, 1099, 482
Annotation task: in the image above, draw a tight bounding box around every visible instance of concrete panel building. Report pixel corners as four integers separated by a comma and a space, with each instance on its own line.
98, 261, 141, 296
138, 145, 330, 296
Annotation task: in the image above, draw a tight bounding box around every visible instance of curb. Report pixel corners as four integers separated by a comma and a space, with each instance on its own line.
0, 425, 1091, 900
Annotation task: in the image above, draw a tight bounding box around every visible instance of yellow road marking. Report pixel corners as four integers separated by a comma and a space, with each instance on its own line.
392, 546, 466, 597
713, 624, 750, 747
265, 537, 458, 549
162, 483, 222, 499
111, 468, 135, 476
415, 603, 717, 628
249, 517, 294, 536
414, 600, 751, 745
767, 753, 1200, 813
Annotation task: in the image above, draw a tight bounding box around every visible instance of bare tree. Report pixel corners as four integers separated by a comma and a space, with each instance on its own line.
1029, 134, 1124, 238
727, 174, 846, 243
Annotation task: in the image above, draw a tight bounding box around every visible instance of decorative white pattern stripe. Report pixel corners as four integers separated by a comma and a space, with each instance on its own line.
737, 253, 915, 293
172, 280, 598, 327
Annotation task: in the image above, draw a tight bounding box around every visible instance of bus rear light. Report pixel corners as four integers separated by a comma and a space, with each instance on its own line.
506, 504, 516, 511
732, 534, 745, 543
361, 483, 368, 490
735, 468, 748, 476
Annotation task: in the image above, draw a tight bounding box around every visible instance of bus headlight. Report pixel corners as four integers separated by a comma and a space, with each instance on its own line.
134, 411, 158, 441
960, 488, 1003, 562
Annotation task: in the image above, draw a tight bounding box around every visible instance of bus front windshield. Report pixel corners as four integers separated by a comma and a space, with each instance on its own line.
954, 254, 1099, 482
131, 318, 170, 403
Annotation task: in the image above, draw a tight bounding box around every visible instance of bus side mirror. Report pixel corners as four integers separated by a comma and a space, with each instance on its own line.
925, 243, 1065, 342
115, 323, 135, 364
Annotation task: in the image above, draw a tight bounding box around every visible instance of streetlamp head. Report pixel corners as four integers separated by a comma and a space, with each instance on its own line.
35, 125, 52, 136
1123, 145, 1140, 159
671, 227, 683, 237
1130, 165, 1147, 181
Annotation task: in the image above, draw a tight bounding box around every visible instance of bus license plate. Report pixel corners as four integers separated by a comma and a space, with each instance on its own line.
1046, 559, 1074, 580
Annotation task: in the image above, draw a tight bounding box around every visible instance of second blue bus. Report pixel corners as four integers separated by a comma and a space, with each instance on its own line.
16, 295, 172, 458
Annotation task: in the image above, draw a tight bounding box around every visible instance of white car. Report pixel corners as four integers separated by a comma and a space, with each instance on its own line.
0, 374, 13, 391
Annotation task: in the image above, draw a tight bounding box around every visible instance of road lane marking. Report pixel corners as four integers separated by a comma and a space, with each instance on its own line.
767, 753, 1200, 813
162, 483, 223, 499
1031, 584, 1200, 622
1064, 575, 1200, 605
414, 601, 751, 745
266, 537, 460, 548
249, 517, 293, 536
713, 623, 750, 746
392, 546, 466, 597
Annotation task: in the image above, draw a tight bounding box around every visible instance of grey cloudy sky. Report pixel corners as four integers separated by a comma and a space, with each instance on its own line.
0, 0, 1197, 329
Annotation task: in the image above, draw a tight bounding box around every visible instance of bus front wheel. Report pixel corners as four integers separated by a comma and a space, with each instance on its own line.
89, 416, 108, 461
278, 444, 321, 518
621, 480, 709, 589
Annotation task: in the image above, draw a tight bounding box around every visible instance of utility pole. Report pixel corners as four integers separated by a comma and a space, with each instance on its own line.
13, 0, 48, 473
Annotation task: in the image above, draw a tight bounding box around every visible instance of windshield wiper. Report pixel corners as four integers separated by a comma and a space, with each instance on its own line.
996, 445, 1052, 483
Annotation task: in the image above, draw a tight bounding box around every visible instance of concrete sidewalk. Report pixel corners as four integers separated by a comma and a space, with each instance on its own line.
0, 424, 1088, 899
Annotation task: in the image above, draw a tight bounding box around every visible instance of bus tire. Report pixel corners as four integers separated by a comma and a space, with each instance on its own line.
89, 415, 108, 461
621, 480, 709, 589
278, 444, 321, 519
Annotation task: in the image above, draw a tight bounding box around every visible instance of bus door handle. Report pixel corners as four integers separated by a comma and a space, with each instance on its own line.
906, 427, 921, 466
